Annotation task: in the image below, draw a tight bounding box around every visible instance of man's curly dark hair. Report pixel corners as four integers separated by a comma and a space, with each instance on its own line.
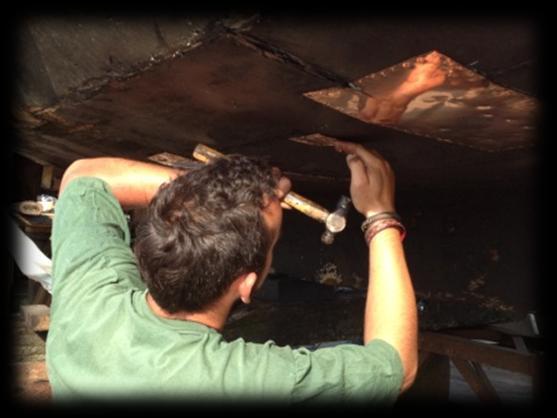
133, 155, 277, 313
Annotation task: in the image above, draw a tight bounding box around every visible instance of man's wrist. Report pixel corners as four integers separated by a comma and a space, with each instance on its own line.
364, 218, 406, 245
361, 211, 406, 245
361, 211, 401, 232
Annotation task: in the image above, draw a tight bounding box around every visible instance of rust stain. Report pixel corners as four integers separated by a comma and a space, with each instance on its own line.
30, 107, 96, 134
288, 133, 341, 147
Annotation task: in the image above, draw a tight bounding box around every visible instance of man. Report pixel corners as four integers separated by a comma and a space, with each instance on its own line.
46, 140, 417, 404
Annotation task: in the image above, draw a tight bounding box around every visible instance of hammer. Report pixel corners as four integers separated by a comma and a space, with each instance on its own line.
192, 144, 351, 245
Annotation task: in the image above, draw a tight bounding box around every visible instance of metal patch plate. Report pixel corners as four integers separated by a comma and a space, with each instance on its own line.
288, 133, 341, 147
305, 51, 538, 151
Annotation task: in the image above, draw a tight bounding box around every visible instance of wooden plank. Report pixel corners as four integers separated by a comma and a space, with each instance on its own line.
13, 212, 52, 235
21, 304, 50, 332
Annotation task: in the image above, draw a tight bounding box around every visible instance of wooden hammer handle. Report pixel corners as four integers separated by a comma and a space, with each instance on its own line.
192, 144, 330, 223
192, 144, 224, 164
282, 192, 329, 223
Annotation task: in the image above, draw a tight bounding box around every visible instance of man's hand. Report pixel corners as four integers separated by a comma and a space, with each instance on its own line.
334, 140, 417, 393
333, 141, 395, 217
272, 167, 292, 209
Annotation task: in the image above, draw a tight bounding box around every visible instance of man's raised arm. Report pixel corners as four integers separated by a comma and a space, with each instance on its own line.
59, 158, 184, 209
335, 141, 418, 393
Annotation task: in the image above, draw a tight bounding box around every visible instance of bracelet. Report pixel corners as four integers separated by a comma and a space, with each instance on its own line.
361, 211, 401, 232
364, 218, 406, 245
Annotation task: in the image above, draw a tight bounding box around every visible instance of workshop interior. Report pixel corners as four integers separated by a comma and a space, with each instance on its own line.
9, 15, 543, 404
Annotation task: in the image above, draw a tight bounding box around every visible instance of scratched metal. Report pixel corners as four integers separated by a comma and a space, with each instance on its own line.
304, 51, 538, 151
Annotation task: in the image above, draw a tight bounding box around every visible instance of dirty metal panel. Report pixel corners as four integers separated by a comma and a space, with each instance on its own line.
248, 17, 537, 97
16, 32, 537, 190
304, 51, 539, 152
272, 179, 538, 327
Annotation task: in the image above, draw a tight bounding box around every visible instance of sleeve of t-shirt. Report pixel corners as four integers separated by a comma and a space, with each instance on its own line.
290, 339, 404, 404
51, 177, 146, 298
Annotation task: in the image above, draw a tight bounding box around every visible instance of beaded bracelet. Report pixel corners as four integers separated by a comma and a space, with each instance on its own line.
361, 211, 402, 233
364, 218, 406, 246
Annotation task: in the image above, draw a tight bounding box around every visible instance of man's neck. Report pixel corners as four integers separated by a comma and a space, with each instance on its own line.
146, 292, 231, 331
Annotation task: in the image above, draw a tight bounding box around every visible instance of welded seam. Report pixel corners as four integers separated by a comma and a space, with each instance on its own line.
224, 29, 359, 90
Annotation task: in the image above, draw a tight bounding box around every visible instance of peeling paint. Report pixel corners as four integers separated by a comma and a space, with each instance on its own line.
315, 262, 343, 286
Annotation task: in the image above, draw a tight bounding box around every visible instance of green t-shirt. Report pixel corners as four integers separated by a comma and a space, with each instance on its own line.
46, 177, 403, 404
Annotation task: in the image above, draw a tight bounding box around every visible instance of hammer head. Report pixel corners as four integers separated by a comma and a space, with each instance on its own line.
321, 195, 351, 244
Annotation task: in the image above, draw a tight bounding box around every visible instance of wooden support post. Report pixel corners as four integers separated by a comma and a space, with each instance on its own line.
40, 165, 54, 190
452, 359, 500, 403
419, 331, 539, 403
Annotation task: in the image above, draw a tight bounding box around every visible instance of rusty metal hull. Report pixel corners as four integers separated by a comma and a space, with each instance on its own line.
12, 17, 541, 333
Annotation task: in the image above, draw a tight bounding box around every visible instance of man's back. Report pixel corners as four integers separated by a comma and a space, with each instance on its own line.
46, 176, 404, 403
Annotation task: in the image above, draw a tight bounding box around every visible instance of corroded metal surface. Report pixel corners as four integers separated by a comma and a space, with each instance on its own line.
305, 51, 538, 151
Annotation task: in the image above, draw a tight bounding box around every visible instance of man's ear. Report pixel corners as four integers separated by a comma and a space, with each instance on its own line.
239, 272, 258, 304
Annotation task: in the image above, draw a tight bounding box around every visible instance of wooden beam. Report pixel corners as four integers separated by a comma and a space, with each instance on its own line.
419, 331, 538, 376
